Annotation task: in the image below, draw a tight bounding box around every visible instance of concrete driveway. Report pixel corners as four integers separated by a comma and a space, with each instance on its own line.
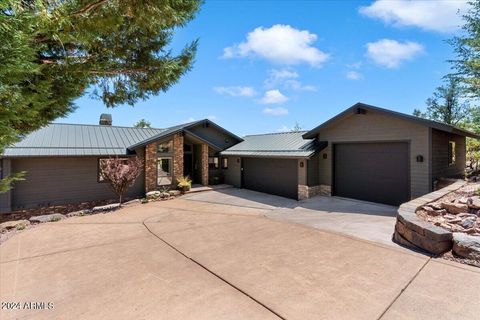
182, 189, 398, 246
1, 194, 479, 319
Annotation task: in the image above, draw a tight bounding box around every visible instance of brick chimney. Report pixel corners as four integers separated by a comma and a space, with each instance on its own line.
99, 114, 112, 125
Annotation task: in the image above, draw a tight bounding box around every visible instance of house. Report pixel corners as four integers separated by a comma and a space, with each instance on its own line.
221, 103, 479, 205
1, 102, 479, 213
0, 116, 242, 213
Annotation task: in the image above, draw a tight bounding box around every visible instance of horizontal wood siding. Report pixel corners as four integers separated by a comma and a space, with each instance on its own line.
431, 129, 466, 180
0, 159, 12, 212
307, 153, 320, 186
315, 110, 431, 199
11, 157, 145, 210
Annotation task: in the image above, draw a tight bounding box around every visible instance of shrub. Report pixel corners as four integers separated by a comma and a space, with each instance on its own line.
177, 176, 192, 193
50, 216, 61, 222
16, 223, 26, 230
99, 157, 143, 204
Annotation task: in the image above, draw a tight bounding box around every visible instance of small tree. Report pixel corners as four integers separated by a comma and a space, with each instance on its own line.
99, 157, 143, 204
291, 122, 302, 132
133, 119, 151, 128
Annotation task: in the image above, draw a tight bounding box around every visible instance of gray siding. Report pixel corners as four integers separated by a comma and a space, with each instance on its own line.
0, 159, 12, 212
431, 129, 466, 181
307, 153, 320, 186
10, 157, 145, 210
189, 125, 240, 150
314, 110, 431, 199
223, 156, 241, 187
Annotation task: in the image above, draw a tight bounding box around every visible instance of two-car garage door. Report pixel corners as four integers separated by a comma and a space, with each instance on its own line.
333, 142, 410, 206
242, 158, 298, 199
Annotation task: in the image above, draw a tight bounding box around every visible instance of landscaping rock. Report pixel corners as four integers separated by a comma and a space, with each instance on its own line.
146, 191, 161, 199
468, 197, 480, 209
422, 206, 442, 216
459, 217, 477, 229
452, 233, 480, 260
169, 190, 181, 196
0, 219, 30, 231
66, 210, 90, 217
441, 202, 469, 215
91, 203, 120, 212
29, 214, 66, 223
123, 199, 140, 206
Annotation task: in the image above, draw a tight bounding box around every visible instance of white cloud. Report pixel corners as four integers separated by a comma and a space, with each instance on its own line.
222, 24, 329, 66
259, 89, 289, 104
263, 107, 289, 116
207, 115, 217, 121
346, 71, 363, 80
366, 39, 424, 68
264, 68, 316, 91
346, 61, 362, 69
213, 86, 256, 97
359, 0, 469, 33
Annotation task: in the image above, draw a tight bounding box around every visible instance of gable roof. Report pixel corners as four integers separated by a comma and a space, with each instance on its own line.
127, 119, 243, 150
2, 119, 244, 158
303, 102, 480, 139
221, 131, 325, 158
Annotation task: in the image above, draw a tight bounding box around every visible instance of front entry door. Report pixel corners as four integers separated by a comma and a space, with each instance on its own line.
184, 154, 193, 179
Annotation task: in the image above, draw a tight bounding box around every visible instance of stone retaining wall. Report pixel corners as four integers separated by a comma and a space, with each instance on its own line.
393, 180, 466, 255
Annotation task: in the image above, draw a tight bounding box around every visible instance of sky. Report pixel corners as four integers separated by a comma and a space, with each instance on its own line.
60, 0, 469, 136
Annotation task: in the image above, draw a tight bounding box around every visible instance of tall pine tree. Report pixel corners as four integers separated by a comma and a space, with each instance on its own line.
0, 0, 202, 191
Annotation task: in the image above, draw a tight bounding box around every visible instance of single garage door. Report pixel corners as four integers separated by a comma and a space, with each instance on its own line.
333, 142, 409, 206
242, 158, 298, 199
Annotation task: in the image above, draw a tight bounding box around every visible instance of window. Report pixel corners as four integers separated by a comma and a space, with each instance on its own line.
184, 144, 192, 153
157, 158, 172, 185
448, 141, 456, 165
158, 141, 173, 153
222, 157, 228, 169
209, 156, 219, 169
98, 158, 128, 182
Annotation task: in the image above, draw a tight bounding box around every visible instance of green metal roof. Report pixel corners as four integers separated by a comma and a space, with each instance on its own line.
3, 123, 168, 157
221, 131, 323, 158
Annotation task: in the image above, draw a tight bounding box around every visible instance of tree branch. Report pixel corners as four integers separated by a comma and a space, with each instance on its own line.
72, 0, 109, 16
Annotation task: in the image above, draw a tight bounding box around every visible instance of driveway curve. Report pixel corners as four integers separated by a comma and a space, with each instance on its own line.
1, 197, 479, 320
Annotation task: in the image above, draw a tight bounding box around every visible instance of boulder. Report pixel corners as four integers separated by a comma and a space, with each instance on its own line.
453, 233, 480, 260
146, 191, 161, 199
123, 199, 140, 206
0, 219, 30, 231
169, 190, 181, 197
29, 214, 66, 223
441, 202, 469, 215
91, 203, 120, 212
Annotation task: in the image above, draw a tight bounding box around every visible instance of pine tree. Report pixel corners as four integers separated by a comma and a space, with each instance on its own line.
0, 0, 202, 191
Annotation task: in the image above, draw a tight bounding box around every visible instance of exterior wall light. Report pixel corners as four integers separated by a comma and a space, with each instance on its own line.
300, 161, 304, 168
323, 153, 327, 159
416, 155, 424, 163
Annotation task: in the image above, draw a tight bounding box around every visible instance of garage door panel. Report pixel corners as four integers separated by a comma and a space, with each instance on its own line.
242, 158, 298, 199
334, 142, 409, 206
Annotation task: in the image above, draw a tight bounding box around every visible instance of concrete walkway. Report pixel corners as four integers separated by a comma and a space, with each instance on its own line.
1, 197, 479, 319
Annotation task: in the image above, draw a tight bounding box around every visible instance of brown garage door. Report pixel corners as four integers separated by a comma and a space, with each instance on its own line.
333, 142, 409, 206
242, 158, 298, 199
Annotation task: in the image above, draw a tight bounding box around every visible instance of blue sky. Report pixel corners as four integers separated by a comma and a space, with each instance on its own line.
60, 0, 468, 136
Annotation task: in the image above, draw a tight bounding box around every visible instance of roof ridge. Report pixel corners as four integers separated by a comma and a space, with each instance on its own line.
49, 123, 166, 130
244, 130, 308, 137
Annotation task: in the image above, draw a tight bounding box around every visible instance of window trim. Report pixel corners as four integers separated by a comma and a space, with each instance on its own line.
448, 141, 456, 166
221, 157, 228, 169
157, 156, 173, 186
209, 156, 219, 169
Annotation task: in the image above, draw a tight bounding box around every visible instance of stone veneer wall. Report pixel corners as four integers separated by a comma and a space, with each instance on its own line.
145, 143, 157, 193
201, 144, 209, 186
173, 133, 184, 183
298, 184, 331, 200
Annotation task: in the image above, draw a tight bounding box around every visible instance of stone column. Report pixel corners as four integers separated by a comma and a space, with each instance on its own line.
145, 143, 157, 193
173, 133, 184, 184
200, 144, 209, 186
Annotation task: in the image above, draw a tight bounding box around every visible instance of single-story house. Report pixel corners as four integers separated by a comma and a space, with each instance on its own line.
1, 102, 479, 213
220, 103, 479, 205
0, 115, 242, 213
